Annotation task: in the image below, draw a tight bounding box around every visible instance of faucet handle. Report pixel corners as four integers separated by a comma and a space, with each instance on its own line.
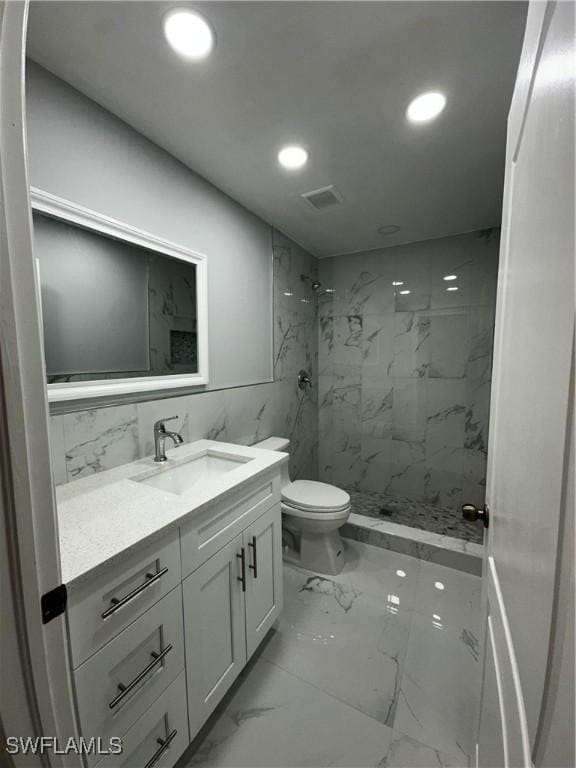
154, 416, 179, 431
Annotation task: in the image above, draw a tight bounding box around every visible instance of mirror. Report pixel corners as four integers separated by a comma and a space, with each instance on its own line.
31, 189, 208, 403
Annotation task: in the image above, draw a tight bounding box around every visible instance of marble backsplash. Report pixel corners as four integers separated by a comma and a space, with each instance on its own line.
317, 230, 499, 512
49, 230, 319, 486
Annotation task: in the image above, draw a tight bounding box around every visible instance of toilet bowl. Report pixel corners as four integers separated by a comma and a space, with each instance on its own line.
253, 437, 351, 575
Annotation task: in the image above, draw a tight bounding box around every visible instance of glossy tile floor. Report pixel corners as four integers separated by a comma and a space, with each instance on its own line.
184, 540, 482, 768
348, 489, 484, 545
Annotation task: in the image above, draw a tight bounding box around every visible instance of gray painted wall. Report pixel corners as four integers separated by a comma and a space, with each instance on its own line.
26, 61, 273, 392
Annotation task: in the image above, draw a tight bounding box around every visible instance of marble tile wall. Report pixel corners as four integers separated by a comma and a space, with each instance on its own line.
49, 229, 319, 486
317, 230, 499, 513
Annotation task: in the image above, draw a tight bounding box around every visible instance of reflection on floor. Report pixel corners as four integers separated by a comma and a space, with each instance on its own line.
347, 489, 484, 544
184, 540, 482, 768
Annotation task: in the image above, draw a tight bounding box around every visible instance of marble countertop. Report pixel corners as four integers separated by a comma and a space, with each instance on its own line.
56, 439, 287, 590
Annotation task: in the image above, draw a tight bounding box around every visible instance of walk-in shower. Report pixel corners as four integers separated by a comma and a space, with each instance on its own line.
316, 229, 499, 544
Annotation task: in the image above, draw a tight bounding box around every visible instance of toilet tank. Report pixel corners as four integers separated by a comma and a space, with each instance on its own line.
253, 437, 290, 452
253, 437, 291, 486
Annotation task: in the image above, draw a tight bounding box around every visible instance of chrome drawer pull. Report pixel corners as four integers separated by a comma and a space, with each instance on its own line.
108, 643, 173, 710
144, 728, 178, 768
102, 567, 169, 619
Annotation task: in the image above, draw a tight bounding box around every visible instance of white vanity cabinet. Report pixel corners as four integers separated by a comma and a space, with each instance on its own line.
65, 464, 283, 768
183, 504, 283, 739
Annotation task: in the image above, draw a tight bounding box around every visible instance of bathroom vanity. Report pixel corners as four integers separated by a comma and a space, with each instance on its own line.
57, 440, 285, 767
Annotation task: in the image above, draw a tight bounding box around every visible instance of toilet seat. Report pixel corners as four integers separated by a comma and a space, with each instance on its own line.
281, 501, 351, 522
281, 480, 351, 514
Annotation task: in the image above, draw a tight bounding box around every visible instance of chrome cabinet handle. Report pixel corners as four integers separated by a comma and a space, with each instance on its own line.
143, 728, 178, 768
108, 643, 173, 710
248, 535, 258, 579
102, 567, 169, 619
237, 548, 246, 592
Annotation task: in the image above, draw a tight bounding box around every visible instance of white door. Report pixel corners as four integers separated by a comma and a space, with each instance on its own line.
477, 2, 574, 766
244, 507, 283, 659
183, 535, 246, 740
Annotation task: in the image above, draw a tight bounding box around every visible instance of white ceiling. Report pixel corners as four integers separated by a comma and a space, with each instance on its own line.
26, 1, 526, 258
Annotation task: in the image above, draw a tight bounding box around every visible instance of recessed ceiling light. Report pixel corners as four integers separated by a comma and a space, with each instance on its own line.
443, 274, 457, 281
399, 289, 411, 295
278, 145, 308, 170
283, 291, 293, 296
163, 9, 214, 59
392, 281, 404, 286
378, 224, 401, 236
406, 91, 446, 123
396, 569, 406, 578
447, 286, 459, 292
434, 581, 445, 591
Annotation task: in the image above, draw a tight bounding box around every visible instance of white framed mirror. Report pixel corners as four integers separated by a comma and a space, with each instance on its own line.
31, 188, 209, 403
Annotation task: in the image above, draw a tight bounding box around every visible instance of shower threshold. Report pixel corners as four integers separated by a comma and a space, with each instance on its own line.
345, 488, 484, 544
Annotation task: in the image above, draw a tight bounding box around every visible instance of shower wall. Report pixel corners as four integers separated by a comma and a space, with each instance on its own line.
317, 230, 499, 518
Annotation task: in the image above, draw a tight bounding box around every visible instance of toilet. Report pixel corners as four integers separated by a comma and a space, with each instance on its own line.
253, 437, 351, 575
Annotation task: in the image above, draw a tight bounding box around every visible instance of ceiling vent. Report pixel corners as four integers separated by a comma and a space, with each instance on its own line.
300, 185, 343, 211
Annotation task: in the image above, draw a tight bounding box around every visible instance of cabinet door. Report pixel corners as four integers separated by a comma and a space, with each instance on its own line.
244, 505, 283, 659
183, 534, 246, 740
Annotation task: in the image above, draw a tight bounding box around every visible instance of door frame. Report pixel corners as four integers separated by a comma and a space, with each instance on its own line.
0, 1, 80, 764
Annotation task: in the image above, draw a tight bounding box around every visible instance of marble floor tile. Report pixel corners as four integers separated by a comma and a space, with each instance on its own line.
337, 539, 422, 607
261, 566, 412, 727
382, 731, 469, 768
413, 560, 482, 637
393, 609, 481, 762
185, 658, 397, 768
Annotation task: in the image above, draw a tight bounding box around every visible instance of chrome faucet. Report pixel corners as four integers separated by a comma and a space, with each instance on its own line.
153, 417, 184, 462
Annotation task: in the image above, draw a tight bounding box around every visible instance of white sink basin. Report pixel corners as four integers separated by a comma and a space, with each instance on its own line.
138, 451, 250, 495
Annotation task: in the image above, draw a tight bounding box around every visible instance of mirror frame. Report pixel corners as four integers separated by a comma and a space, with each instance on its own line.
31, 187, 209, 403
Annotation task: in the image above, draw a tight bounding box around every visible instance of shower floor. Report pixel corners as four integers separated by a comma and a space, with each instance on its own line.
346, 489, 484, 545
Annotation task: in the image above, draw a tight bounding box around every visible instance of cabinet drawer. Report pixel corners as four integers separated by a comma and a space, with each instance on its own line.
74, 586, 184, 766
180, 471, 280, 578
68, 531, 181, 668
93, 673, 188, 768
